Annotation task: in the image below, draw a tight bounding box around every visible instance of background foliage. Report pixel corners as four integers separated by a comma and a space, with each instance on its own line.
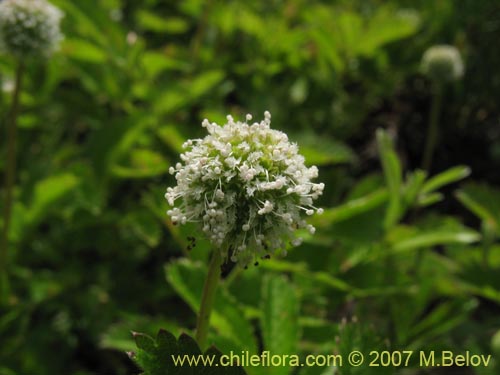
1, 0, 499, 374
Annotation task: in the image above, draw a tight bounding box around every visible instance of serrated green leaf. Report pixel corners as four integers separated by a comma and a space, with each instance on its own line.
132, 330, 247, 375
156, 329, 177, 351
101, 315, 181, 352
178, 333, 203, 355
133, 332, 156, 353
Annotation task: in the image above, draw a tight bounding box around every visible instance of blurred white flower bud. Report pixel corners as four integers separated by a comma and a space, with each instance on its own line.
0, 0, 63, 59
421, 45, 464, 83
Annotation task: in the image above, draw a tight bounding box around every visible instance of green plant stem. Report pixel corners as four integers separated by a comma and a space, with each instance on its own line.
421, 83, 443, 171
0, 61, 24, 305
195, 249, 222, 349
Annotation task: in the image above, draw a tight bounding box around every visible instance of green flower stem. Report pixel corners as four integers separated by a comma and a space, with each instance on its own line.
0, 61, 24, 305
195, 249, 222, 349
421, 83, 443, 171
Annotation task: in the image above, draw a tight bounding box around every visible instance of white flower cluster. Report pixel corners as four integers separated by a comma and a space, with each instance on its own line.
0, 0, 63, 59
421, 45, 464, 83
165, 112, 324, 266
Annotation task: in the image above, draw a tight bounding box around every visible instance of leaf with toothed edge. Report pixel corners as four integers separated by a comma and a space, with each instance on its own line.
133, 331, 156, 353
130, 329, 247, 375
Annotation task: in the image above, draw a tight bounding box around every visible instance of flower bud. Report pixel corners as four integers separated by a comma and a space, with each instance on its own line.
0, 0, 63, 59
421, 45, 464, 83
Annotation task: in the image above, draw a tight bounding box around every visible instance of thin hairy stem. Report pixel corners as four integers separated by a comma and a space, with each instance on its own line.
195, 249, 222, 349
